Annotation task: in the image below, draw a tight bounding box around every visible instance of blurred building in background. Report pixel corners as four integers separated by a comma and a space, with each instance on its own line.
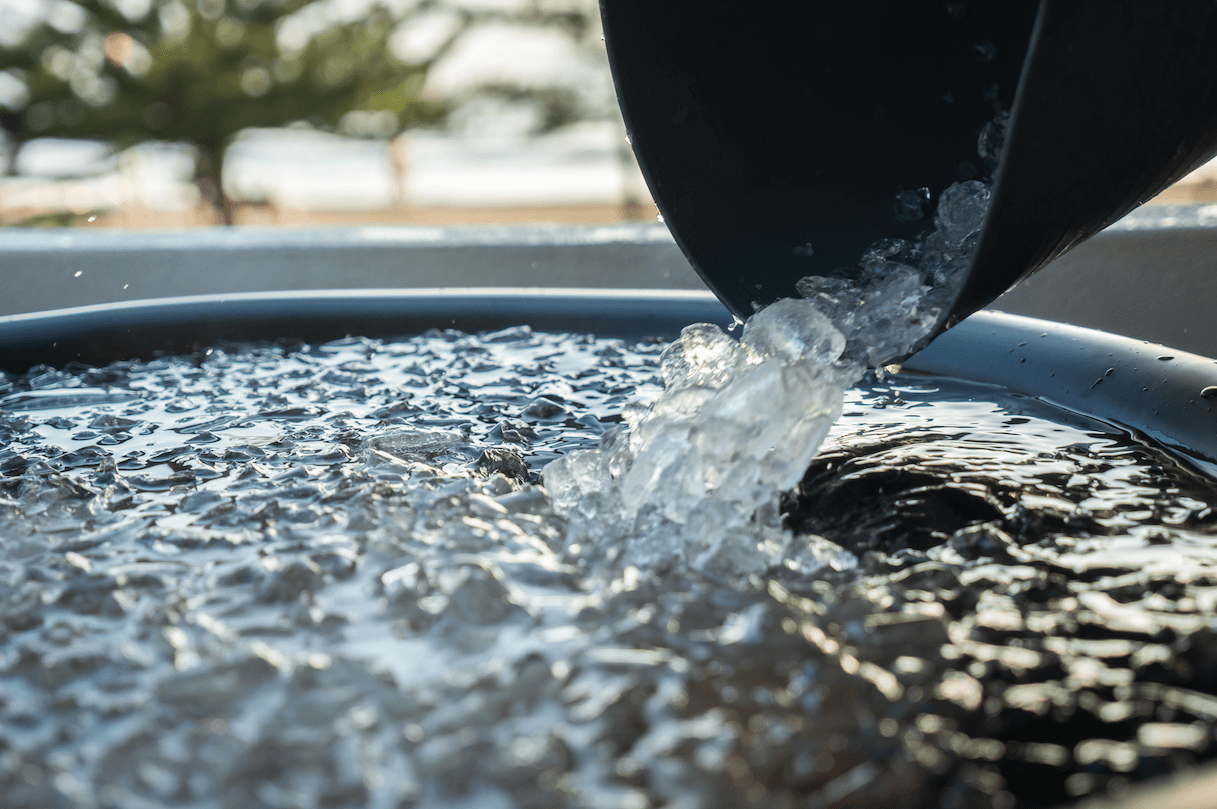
0, 0, 655, 227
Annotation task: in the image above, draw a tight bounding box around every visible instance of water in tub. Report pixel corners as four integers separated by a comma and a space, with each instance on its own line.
5, 146, 1217, 806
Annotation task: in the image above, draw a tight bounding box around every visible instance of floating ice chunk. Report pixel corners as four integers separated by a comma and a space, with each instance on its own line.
367, 429, 465, 458
542, 448, 607, 513
476, 448, 530, 481
718, 603, 769, 645
785, 533, 858, 577
0, 388, 142, 411
493, 418, 537, 444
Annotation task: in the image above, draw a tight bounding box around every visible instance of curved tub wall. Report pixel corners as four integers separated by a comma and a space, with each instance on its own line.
909, 311, 1217, 471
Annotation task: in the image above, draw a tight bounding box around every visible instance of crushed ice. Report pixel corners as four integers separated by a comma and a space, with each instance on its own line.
546, 178, 992, 577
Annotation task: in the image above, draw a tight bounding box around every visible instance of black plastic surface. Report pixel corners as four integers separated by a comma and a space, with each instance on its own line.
965, 1, 1217, 317
601, 0, 1217, 348
0, 289, 733, 374
601, 1, 1034, 319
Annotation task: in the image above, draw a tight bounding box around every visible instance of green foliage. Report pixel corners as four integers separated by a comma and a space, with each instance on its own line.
0, 0, 446, 212
12, 210, 87, 227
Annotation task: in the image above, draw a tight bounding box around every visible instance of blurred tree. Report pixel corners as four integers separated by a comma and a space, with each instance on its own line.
0, 0, 446, 222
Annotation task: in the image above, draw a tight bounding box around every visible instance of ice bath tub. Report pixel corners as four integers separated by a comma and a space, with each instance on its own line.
4, 288, 1217, 809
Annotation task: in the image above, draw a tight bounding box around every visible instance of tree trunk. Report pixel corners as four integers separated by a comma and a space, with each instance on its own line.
194, 143, 233, 225
1, 136, 23, 225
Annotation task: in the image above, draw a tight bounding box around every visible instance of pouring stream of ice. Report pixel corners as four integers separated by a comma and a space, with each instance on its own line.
544, 180, 992, 577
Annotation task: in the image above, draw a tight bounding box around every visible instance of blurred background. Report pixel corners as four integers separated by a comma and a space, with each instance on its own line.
1, 0, 1216, 231
0, 0, 657, 228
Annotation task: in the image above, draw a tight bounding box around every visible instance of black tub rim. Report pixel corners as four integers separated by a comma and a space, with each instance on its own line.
2, 287, 1216, 469
0, 288, 734, 372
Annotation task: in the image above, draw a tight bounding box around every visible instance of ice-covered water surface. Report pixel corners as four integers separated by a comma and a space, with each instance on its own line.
3, 332, 1217, 809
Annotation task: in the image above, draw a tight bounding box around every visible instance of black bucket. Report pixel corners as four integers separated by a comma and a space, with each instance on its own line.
599, 1, 1217, 340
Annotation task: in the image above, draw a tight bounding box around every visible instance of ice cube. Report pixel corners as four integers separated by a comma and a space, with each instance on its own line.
661, 323, 752, 392
368, 429, 465, 459
740, 298, 845, 366
894, 187, 931, 222
796, 264, 936, 366
860, 238, 909, 275
934, 180, 991, 247
978, 111, 1010, 166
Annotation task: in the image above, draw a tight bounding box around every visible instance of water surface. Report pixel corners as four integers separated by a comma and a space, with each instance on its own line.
1, 329, 1215, 808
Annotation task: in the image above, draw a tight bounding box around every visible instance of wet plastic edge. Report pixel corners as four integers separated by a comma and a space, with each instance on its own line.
905, 310, 1217, 468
